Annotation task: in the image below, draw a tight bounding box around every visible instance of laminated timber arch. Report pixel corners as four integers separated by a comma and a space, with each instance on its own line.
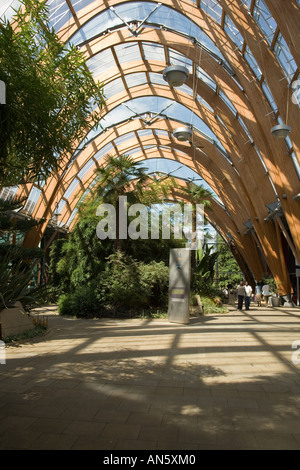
8, 0, 298, 295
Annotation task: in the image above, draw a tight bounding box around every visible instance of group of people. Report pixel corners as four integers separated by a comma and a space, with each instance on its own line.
236, 280, 270, 311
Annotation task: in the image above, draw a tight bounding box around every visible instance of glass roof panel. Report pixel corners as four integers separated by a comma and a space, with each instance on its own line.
114, 43, 142, 64
200, 0, 223, 24
148, 72, 167, 86
0, 186, 18, 201
219, 90, 237, 116
261, 80, 277, 112
47, 0, 72, 32
253, 0, 277, 45
77, 158, 96, 180
66, 208, 78, 226
114, 132, 136, 146
196, 66, 217, 91
63, 177, 80, 200
240, 0, 251, 9
94, 143, 114, 162
141, 43, 165, 62
244, 46, 262, 80
125, 73, 147, 88
197, 94, 214, 113
103, 77, 125, 100
273, 33, 297, 82
71, 0, 95, 14
86, 49, 116, 76
0, 0, 21, 22
94, 96, 226, 150
224, 14, 244, 50
168, 49, 193, 70
70, 2, 227, 64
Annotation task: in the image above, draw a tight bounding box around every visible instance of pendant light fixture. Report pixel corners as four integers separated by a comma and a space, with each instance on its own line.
163, 65, 189, 88
271, 85, 291, 139
271, 123, 291, 139
173, 126, 193, 141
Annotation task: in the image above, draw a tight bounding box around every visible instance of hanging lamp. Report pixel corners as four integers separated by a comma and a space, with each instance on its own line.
173, 126, 193, 141
271, 85, 291, 139
271, 124, 291, 139
163, 65, 189, 87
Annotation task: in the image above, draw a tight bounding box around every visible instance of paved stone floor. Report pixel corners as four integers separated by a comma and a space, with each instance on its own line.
1, 303, 300, 450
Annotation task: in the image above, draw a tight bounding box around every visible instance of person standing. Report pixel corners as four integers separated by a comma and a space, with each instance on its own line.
262, 282, 270, 306
237, 281, 246, 311
245, 281, 253, 310
255, 283, 262, 306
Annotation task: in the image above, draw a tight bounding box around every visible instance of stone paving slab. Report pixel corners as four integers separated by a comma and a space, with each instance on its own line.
0, 304, 300, 450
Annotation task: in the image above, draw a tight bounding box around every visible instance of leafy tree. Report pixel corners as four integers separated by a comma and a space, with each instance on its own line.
216, 236, 242, 288
192, 243, 219, 295
0, 0, 104, 186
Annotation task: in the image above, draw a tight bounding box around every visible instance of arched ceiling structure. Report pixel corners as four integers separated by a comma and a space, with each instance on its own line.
1, 0, 300, 294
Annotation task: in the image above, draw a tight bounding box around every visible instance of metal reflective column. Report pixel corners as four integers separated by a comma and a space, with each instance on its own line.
168, 248, 191, 324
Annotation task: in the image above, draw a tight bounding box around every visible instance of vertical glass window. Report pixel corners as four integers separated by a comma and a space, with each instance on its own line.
23, 187, 42, 215
0, 186, 18, 201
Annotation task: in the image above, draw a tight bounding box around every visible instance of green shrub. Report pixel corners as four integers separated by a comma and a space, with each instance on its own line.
139, 261, 169, 308
58, 283, 101, 318
99, 252, 148, 310
200, 295, 228, 314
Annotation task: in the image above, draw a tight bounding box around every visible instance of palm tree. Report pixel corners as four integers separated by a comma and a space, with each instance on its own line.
179, 182, 213, 268
94, 154, 149, 251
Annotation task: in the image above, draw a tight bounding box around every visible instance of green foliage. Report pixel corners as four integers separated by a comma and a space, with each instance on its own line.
58, 283, 101, 318
0, 250, 47, 311
200, 295, 228, 314
49, 217, 112, 292
192, 243, 219, 295
3, 325, 48, 344
57, 252, 170, 318
139, 261, 169, 308
216, 237, 242, 288
99, 252, 147, 310
0, 0, 104, 186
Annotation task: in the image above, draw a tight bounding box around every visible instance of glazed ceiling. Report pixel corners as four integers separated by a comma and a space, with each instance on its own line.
1, 0, 300, 245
